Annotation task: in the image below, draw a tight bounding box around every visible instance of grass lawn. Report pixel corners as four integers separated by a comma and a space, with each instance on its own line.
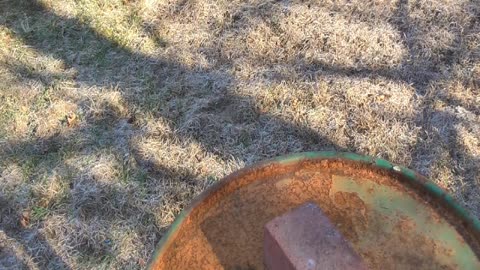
0, 0, 479, 268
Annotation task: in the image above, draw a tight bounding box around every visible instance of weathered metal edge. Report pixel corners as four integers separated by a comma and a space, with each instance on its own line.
147, 151, 480, 269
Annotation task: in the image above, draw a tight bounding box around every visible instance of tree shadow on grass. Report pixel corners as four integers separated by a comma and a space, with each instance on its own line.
0, 129, 180, 268
0, 196, 71, 269
1, 0, 479, 268
0, 1, 343, 268
387, 0, 480, 212
255, 0, 480, 212
266, 0, 480, 212
1, 0, 344, 159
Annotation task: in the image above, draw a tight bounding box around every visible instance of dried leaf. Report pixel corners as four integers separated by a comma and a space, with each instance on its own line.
19, 211, 30, 228
66, 112, 77, 127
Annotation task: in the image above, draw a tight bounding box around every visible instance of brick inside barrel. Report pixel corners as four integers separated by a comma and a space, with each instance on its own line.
264, 202, 368, 270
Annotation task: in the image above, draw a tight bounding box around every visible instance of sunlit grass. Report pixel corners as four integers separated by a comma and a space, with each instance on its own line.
0, 0, 479, 269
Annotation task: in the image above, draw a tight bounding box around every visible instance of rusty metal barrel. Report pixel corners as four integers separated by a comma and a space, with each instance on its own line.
148, 152, 480, 269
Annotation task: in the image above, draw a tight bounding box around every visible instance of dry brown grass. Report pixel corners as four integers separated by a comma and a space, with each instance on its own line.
0, 0, 479, 268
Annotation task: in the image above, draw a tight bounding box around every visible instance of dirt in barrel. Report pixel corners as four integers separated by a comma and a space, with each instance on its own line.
150, 159, 480, 270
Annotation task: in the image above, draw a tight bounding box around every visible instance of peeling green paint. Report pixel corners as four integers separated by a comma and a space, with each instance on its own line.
400, 167, 418, 181
273, 151, 336, 164
340, 152, 373, 162
331, 176, 480, 269
374, 158, 393, 169
148, 152, 480, 269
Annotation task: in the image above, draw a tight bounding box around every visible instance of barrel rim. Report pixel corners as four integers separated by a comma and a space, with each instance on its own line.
147, 151, 480, 268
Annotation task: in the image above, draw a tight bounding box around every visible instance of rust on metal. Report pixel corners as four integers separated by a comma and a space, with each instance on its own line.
148, 152, 480, 270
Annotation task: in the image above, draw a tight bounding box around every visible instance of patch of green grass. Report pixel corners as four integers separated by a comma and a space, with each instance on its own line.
20, 156, 42, 181
122, 165, 149, 184
152, 34, 168, 48
0, 95, 17, 139
32, 87, 53, 111
31, 206, 50, 221
78, 253, 115, 270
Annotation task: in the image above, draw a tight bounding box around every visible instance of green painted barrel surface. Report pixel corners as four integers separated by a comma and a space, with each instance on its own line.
149, 152, 480, 270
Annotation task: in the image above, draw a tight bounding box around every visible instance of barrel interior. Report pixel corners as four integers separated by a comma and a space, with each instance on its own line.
149, 155, 480, 270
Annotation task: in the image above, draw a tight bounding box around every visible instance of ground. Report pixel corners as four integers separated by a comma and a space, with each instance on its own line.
0, 0, 478, 269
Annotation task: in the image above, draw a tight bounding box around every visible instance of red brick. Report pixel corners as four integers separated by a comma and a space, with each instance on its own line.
264, 202, 368, 270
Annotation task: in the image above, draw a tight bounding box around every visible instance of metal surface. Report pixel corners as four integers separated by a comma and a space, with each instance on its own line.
148, 152, 480, 270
